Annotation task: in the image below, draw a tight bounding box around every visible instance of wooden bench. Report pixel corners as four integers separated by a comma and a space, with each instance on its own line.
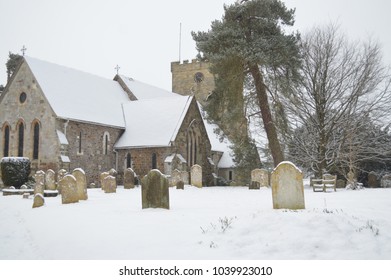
310, 174, 337, 192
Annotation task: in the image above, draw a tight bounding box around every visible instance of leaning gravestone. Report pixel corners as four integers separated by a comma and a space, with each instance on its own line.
102, 175, 116, 193
271, 161, 305, 210
368, 171, 379, 188
124, 168, 135, 189
141, 169, 169, 209
34, 170, 45, 195
381, 174, 391, 188
32, 193, 45, 208
60, 174, 79, 204
191, 164, 202, 188
45, 169, 56, 190
251, 169, 269, 187
72, 168, 88, 200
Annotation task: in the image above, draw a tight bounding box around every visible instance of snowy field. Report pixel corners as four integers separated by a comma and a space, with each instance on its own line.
0, 185, 390, 260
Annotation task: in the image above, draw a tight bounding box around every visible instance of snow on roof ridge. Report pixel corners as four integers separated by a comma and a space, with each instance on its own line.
24, 56, 130, 128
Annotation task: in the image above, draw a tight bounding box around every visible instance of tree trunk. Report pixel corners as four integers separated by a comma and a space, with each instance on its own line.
249, 64, 284, 166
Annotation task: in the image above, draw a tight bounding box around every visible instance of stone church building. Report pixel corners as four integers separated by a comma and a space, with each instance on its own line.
0, 56, 234, 185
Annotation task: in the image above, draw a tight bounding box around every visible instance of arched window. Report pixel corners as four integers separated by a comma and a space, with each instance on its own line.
78, 131, 82, 154
152, 153, 157, 169
3, 124, 10, 157
126, 153, 132, 168
18, 122, 24, 157
33, 122, 40, 160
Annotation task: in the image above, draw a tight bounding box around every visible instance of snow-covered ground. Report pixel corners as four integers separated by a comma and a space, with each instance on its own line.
0, 185, 390, 260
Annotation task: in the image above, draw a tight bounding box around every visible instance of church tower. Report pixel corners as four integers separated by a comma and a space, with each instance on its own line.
171, 59, 214, 106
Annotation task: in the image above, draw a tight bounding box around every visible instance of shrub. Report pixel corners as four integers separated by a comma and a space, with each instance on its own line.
0, 157, 31, 189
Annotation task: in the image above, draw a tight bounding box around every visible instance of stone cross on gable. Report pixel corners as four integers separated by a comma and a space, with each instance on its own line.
21, 45, 27, 56
115, 64, 120, 75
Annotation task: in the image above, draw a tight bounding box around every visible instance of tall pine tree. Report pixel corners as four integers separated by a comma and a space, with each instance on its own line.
192, 0, 301, 167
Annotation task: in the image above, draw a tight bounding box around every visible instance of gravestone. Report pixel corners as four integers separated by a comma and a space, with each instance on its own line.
251, 169, 269, 187
124, 168, 135, 189
271, 161, 305, 210
191, 164, 202, 188
100, 172, 110, 188
336, 179, 346, 189
60, 174, 79, 204
23, 193, 30, 199
249, 181, 260, 190
72, 168, 88, 200
181, 171, 189, 185
102, 175, 116, 193
32, 193, 45, 208
109, 168, 118, 178
34, 170, 45, 195
381, 174, 391, 188
368, 171, 379, 188
141, 169, 169, 209
57, 169, 68, 194
45, 169, 56, 190
89, 183, 96, 189
58, 169, 68, 182
176, 180, 184, 190
171, 169, 182, 187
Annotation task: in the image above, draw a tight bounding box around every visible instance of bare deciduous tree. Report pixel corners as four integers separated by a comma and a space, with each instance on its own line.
285, 23, 391, 178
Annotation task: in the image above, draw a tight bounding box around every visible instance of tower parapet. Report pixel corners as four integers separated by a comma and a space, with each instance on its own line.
171, 59, 215, 106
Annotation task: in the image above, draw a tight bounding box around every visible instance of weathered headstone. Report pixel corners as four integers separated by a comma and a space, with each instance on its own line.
191, 164, 202, 188
249, 181, 260, 190
60, 174, 79, 204
58, 169, 68, 182
72, 168, 88, 200
251, 169, 269, 187
181, 171, 189, 185
368, 171, 379, 188
32, 193, 45, 208
34, 170, 45, 195
100, 172, 110, 188
102, 175, 117, 193
171, 169, 182, 187
45, 169, 56, 190
141, 169, 169, 209
124, 168, 135, 189
176, 180, 184, 190
271, 161, 305, 210
109, 168, 118, 178
89, 183, 96, 189
336, 179, 346, 189
381, 174, 391, 188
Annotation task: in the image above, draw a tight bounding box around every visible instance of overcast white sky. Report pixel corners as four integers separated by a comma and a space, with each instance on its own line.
1, 0, 390, 91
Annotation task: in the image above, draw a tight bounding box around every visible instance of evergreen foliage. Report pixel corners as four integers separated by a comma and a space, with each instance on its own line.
192, 0, 301, 170
6, 52, 22, 82
1, 157, 31, 189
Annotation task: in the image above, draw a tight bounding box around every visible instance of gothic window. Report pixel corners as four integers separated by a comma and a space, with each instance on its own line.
126, 153, 132, 168
18, 122, 24, 157
103, 132, 110, 155
33, 122, 40, 160
152, 153, 157, 169
78, 131, 82, 154
3, 124, 10, 157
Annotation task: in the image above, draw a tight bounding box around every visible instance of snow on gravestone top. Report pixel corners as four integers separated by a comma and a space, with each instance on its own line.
271, 161, 305, 210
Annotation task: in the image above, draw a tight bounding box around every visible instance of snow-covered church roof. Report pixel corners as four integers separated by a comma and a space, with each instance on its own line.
116, 75, 177, 100
25, 56, 129, 128
114, 95, 193, 148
